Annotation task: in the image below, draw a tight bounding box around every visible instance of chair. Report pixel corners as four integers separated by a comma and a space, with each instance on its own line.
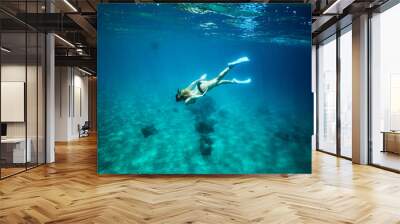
78, 121, 90, 138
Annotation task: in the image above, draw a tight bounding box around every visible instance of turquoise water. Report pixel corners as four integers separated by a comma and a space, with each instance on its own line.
98, 3, 312, 174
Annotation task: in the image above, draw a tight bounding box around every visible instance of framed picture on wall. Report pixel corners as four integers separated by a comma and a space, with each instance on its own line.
97, 3, 312, 174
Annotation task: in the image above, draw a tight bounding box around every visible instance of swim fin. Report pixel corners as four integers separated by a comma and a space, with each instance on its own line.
200, 73, 207, 80
233, 78, 251, 84
228, 57, 250, 67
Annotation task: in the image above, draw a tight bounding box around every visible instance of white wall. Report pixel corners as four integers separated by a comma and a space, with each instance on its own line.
1, 64, 46, 164
312, 45, 317, 150
55, 67, 70, 141
1, 65, 27, 139
55, 67, 89, 141
1, 65, 41, 137
72, 73, 89, 138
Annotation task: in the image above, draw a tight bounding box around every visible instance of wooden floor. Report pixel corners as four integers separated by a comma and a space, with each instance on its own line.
373, 150, 400, 171
1, 167, 26, 178
1, 135, 400, 224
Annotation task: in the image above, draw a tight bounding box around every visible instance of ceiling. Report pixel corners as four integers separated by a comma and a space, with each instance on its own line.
0, 0, 392, 74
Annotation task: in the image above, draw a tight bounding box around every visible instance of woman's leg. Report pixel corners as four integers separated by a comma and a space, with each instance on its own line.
215, 57, 250, 81
216, 67, 231, 81
218, 78, 251, 85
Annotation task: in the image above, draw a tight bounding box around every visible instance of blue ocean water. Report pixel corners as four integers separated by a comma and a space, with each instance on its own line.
98, 3, 312, 174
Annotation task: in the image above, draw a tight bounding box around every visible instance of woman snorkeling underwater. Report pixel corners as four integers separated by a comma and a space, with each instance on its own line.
176, 56, 252, 105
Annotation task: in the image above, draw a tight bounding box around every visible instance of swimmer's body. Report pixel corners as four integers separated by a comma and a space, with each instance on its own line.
175, 56, 252, 105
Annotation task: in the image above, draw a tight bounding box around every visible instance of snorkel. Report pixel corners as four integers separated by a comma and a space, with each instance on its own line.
176, 89, 182, 101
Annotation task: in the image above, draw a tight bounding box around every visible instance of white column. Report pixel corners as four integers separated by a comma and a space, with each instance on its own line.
352, 14, 369, 164
46, 33, 55, 163
45, 1, 55, 163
